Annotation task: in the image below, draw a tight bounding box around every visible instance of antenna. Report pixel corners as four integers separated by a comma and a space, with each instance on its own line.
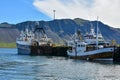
53, 10, 56, 20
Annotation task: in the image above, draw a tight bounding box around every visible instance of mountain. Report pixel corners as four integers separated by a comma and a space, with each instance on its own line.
0, 18, 120, 44
0, 23, 20, 42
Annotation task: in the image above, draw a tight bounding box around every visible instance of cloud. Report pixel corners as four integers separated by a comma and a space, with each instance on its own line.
33, 0, 120, 28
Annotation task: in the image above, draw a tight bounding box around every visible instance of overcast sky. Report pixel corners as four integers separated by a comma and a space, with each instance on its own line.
33, 0, 120, 28
0, 0, 120, 28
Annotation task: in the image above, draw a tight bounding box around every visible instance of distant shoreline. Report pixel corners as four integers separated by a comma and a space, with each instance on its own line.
0, 42, 16, 48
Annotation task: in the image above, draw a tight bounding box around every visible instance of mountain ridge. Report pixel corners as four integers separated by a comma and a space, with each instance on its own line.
0, 18, 120, 44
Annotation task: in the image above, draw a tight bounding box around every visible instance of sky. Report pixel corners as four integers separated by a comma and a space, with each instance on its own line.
0, 0, 120, 28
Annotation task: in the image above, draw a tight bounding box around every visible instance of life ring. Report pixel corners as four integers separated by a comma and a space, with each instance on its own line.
32, 41, 39, 46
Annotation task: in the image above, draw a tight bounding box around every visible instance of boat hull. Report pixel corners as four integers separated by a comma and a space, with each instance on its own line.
69, 52, 113, 60
16, 43, 52, 55
17, 42, 69, 56
16, 43, 31, 55
68, 47, 114, 60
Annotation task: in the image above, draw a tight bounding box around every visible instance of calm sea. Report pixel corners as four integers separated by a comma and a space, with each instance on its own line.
0, 48, 120, 80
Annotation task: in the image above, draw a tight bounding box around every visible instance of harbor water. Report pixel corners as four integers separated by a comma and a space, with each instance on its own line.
0, 48, 120, 80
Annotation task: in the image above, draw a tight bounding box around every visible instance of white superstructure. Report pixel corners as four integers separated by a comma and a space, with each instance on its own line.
84, 27, 107, 45
16, 28, 35, 46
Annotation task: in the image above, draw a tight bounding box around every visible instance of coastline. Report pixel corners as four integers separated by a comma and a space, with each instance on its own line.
0, 42, 16, 48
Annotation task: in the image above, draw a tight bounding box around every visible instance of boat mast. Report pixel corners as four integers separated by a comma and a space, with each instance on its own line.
53, 10, 56, 20
96, 17, 99, 49
35, 21, 40, 41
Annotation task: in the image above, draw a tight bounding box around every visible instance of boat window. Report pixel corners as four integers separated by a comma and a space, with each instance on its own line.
78, 45, 81, 47
70, 43, 73, 45
98, 37, 102, 39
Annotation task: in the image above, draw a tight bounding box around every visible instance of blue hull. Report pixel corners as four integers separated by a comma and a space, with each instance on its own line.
17, 43, 31, 55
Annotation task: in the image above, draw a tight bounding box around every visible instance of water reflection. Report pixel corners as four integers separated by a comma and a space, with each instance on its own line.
0, 48, 120, 80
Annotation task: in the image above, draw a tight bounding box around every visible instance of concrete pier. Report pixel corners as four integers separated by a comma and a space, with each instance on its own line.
113, 47, 120, 62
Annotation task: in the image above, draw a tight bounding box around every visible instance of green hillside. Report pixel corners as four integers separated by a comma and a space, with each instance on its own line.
0, 42, 16, 48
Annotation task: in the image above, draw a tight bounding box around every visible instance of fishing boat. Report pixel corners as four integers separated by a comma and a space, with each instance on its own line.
16, 22, 52, 55
67, 20, 115, 60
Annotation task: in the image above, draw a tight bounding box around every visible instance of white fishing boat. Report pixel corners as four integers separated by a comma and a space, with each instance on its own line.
67, 20, 115, 60
16, 28, 35, 55
16, 22, 52, 55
